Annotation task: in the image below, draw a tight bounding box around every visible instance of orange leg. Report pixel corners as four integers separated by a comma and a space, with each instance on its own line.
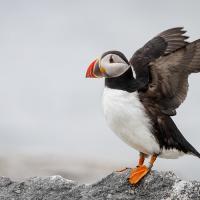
129, 154, 157, 185
138, 152, 145, 166
116, 152, 145, 173
149, 154, 157, 169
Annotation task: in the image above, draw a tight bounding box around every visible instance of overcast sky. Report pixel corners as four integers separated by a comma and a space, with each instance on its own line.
0, 0, 200, 181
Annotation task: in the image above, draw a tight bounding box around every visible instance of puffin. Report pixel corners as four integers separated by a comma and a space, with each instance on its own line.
85, 27, 200, 185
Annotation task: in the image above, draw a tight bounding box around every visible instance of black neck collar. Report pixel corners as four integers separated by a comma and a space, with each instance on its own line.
105, 67, 139, 92
105, 66, 150, 93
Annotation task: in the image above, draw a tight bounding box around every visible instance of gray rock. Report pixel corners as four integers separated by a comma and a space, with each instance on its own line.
0, 170, 199, 200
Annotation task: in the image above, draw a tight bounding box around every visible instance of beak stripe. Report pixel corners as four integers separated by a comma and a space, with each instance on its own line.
86, 59, 97, 78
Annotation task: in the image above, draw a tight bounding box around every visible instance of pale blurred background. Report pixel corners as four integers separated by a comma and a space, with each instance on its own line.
0, 0, 200, 183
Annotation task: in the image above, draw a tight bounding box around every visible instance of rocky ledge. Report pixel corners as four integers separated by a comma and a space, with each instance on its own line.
0, 170, 199, 200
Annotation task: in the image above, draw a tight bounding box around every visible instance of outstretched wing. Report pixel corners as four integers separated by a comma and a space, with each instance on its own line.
130, 27, 189, 83
130, 27, 200, 115
144, 39, 200, 115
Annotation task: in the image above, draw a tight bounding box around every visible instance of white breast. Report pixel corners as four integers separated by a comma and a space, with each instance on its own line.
102, 87, 160, 155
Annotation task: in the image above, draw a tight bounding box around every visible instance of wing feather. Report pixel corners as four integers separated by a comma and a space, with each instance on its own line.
130, 27, 189, 90
147, 39, 200, 113
130, 27, 200, 115
157, 27, 188, 55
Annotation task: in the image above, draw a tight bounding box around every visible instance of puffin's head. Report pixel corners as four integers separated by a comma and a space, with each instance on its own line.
86, 51, 130, 78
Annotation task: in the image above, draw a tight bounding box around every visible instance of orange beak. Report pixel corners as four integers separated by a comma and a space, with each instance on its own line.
86, 59, 99, 78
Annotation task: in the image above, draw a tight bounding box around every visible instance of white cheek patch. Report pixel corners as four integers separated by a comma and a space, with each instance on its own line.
105, 63, 129, 77
100, 54, 130, 77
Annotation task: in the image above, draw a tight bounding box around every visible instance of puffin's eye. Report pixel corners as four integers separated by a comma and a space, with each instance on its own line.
109, 55, 114, 63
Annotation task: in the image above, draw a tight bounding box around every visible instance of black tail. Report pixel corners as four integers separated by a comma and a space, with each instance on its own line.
191, 148, 200, 159
156, 116, 200, 158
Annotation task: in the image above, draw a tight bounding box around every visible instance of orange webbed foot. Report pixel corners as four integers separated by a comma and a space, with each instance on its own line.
128, 165, 149, 185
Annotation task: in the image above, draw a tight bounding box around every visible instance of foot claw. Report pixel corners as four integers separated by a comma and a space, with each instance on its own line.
128, 165, 149, 185
116, 167, 128, 173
